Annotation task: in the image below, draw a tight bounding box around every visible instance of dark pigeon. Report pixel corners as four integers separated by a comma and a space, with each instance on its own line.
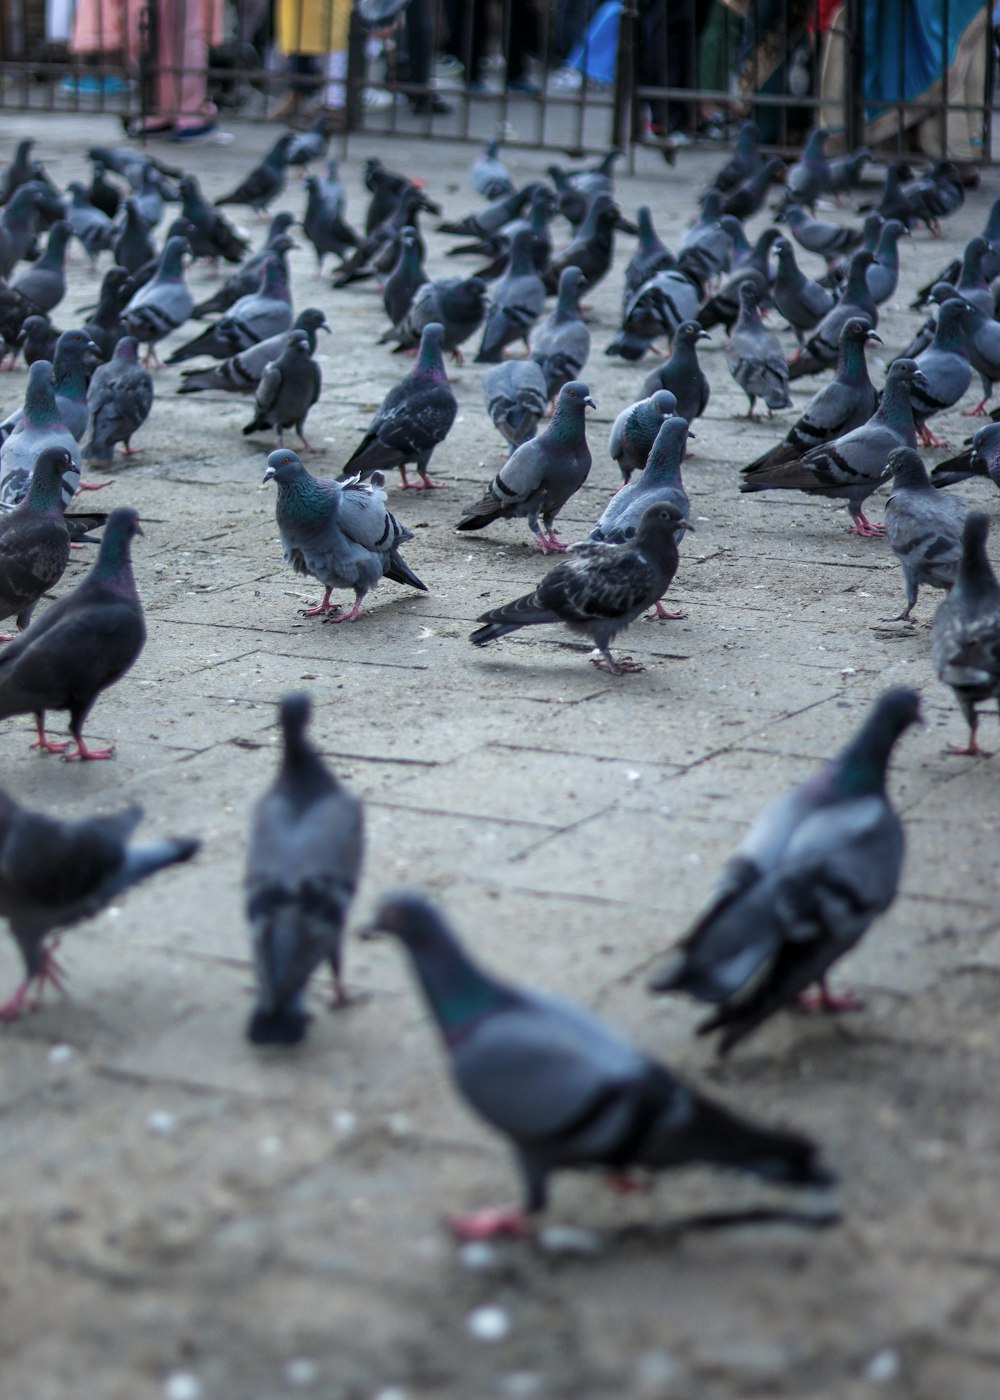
650, 688, 920, 1053
529, 266, 591, 400
881, 446, 965, 621
932, 511, 1000, 755
285, 112, 338, 170
0, 446, 72, 636
0, 505, 146, 759
771, 236, 836, 345
242, 330, 321, 449
910, 298, 972, 447
64, 182, 117, 265
474, 228, 546, 364
696, 226, 780, 335
382, 275, 488, 364
179, 173, 250, 264
788, 250, 877, 380
931, 418, 1000, 492
642, 321, 711, 424
543, 194, 634, 296
726, 282, 792, 419
482, 359, 548, 451
113, 196, 158, 277
622, 205, 676, 307
178, 308, 329, 396
215, 135, 295, 214
380, 226, 427, 330
82, 337, 154, 467
709, 120, 762, 195
263, 449, 426, 622
608, 389, 678, 487
0, 139, 36, 207
87, 160, 122, 220
245, 692, 364, 1045
363, 156, 440, 235
15, 315, 58, 369
83, 266, 134, 364
165, 254, 292, 364
301, 163, 362, 273
191, 214, 296, 318
10, 220, 71, 315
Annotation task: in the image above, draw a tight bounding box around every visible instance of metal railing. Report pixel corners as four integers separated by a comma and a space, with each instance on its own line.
0, 0, 994, 162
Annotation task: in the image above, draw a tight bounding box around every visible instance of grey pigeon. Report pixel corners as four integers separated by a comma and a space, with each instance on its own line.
827, 145, 873, 199
0, 328, 94, 447
177, 308, 330, 396
82, 337, 154, 467
782, 204, 861, 263
474, 229, 546, 364
243, 330, 321, 449
866, 219, 909, 305
0, 360, 81, 508
902, 159, 964, 235
741, 357, 926, 537
0, 184, 49, 281
696, 226, 780, 334
910, 298, 972, 447
382, 275, 488, 364
459, 185, 558, 282
782, 127, 831, 211
529, 266, 590, 401
0, 139, 35, 207
788, 250, 877, 380
179, 173, 250, 265
543, 194, 634, 296
83, 265, 134, 364
122, 234, 193, 365
191, 215, 296, 318
471, 502, 689, 673
165, 254, 292, 364
955, 299, 1000, 417
0, 446, 72, 636
471, 139, 513, 200
771, 237, 836, 345
721, 157, 784, 222
642, 321, 711, 424
608, 389, 678, 487
301, 164, 361, 273
482, 359, 548, 451
380, 226, 426, 331
285, 113, 337, 170
745, 319, 881, 473
245, 692, 363, 1045
214, 134, 295, 215
709, 120, 762, 196
64, 181, 116, 265
650, 688, 920, 1053
931, 419, 1000, 492
727, 282, 792, 419
622, 205, 676, 306
882, 446, 965, 621
457, 381, 594, 553
263, 449, 427, 621
341, 323, 457, 490
0, 791, 198, 1021
10, 220, 71, 314
0, 505, 145, 759
932, 512, 1000, 755
438, 182, 539, 240
113, 196, 157, 276
367, 890, 831, 1236
15, 315, 57, 370
621, 268, 702, 348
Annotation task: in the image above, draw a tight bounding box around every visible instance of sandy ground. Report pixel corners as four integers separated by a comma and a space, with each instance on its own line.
2, 113, 1000, 1400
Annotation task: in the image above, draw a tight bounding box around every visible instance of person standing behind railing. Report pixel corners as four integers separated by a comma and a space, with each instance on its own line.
269, 0, 353, 127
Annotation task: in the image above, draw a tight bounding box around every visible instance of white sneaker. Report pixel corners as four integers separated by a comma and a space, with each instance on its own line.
362, 86, 393, 109
549, 67, 582, 92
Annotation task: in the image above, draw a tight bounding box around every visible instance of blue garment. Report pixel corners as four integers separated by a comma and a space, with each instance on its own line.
864, 0, 983, 120
565, 0, 620, 85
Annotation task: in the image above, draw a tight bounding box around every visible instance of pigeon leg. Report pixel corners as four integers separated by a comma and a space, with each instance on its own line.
300, 588, 342, 617
797, 979, 865, 1013
0, 978, 32, 1021
77, 478, 113, 492
64, 736, 116, 761
649, 599, 686, 620
34, 943, 70, 1000
917, 424, 947, 448
947, 716, 987, 756
537, 529, 568, 554
0, 631, 15, 643
121, 440, 142, 455
31, 715, 70, 754
323, 596, 363, 624
605, 1171, 653, 1195
591, 648, 644, 675
450, 347, 465, 367
142, 345, 165, 369
962, 398, 991, 417
445, 1206, 530, 1240
403, 470, 446, 490
847, 511, 886, 538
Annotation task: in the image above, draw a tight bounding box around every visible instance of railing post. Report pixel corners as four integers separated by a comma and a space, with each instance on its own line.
612, 0, 638, 155
843, 0, 863, 151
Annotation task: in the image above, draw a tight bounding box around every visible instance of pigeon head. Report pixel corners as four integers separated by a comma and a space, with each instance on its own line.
93, 507, 143, 582
296, 308, 330, 336
25, 446, 74, 513
649, 389, 678, 417
23, 360, 58, 419
112, 336, 141, 363
554, 381, 596, 414
841, 317, 882, 349
399, 226, 418, 249
881, 446, 927, 485
970, 422, 1000, 471
285, 330, 311, 358
278, 690, 313, 746
262, 449, 305, 486
636, 500, 692, 544
838, 687, 922, 798
957, 511, 995, 583
676, 320, 711, 347
737, 282, 760, 311
415, 322, 446, 375
929, 282, 959, 307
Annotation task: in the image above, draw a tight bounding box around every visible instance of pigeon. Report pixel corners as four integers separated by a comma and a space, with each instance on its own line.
471, 139, 513, 200
902, 159, 964, 235
113, 196, 157, 277
364, 156, 440, 234
914, 232, 997, 312
608, 389, 678, 488
721, 157, 784, 222
10, 220, 71, 315
439, 183, 539, 240
620, 269, 703, 349
910, 298, 972, 447
87, 160, 121, 220
64, 182, 116, 266
543, 194, 634, 296
0, 446, 72, 637
931, 420, 1000, 492
82, 337, 154, 467
380, 226, 426, 330
591, 414, 691, 560
642, 321, 711, 425
771, 237, 836, 345
823, 211, 884, 292
622, 205, 676, 306
869, 159, 914, 228
474, 229, 546, 364
696, 227, 780, 334
0, 139, 35, 207
677, 195, 731, 279
178, 174, 250, 264
726, 282, 792, 419
0, 328, 94, 447
191, 214, 296, 318
122, 234, 193, 365
471, 500, 689, 673
529, 266, 590, 401
83, 266, 134, 363
709, 119, 762, 194
242, 330, 321, 449
781, 126, 832, 211
285, 112, 338, 170
827, 145, 873, 200
649, 687, 920, 1053
482, 359, 548, 451
0, 505, 145, 760
954, 299, 1000, 418
263, 449, 426, 621
382, 275, 488, 363
788, 251, 877, 379
367, 890, 830, 1236
866, 219, 909, 305
932, 512, 1000, 755
87, 144, 181, 190
245, 692, 364, 1044
458, 381, 594, 553
881, 446, 965, 621
15, 315, 58, 369
0, 360, 82, 508
132, 161, 168, 229
465, 186, 558, 282
165, 254, 292, 364
0, 184, 48, 280
301, 162, 361, 273
178, 307, 330, 396
745, 319, 881, 473
332, 186, 428, 287
741, 357, 926, 537
341, 323, 456, 490
782, 204, 862, 263
0, 791, 198, 1021
215, 135, 296, 215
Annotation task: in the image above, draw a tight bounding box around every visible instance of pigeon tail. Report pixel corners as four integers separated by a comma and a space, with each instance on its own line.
385, 547, 427, 592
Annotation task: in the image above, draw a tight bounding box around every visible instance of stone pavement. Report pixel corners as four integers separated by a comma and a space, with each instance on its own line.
2, 112, 1000, 1400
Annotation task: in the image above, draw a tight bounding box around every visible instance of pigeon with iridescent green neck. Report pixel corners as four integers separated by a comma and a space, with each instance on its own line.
10, 221, 71, 315
0, 328, 94, 447
122, 234, 193, 365
474, 228, 546, 364
771, 237, 835, 346
608, 389, 677, 487
341, 322, 457, 490
651, 688, 921, 1053
910, 298, 972, 447
0, 506, 146, 760
591, 414, 690, 549
0, 360, 81, 508
380, 227, 426, 332
932, 512, 1000, 755
383, 275, 488, 363
788, 250, 877, 380
529, 266, 590, 400
83, 337, 154, 467
642, 321, 711, 424
0, 446, 72, 637
622, 205, 676, 308
866, 219, 909, 305
369, 891, 831, 1238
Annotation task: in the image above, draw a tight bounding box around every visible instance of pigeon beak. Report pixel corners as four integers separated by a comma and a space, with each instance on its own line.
678, 519, 695, 533
866, 331, 884, 345
696, 329, 712, 341
135, 523, 145, 538
584, 396, 597, 410
262, 467, 275, 484
320, 322, 331, 334
686, 429, 696, 440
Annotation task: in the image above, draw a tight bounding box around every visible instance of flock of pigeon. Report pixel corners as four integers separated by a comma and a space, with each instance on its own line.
0, 118, 999, 1238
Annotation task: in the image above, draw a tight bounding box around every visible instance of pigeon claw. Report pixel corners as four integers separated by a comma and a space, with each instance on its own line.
796, 980, 865, 1013
591, 650, 644, 675
0, 979, 32, 1021
917, 425, 947, 448
649, 601, 686, 620
63, 740, 116, 761
445, 1206, 530, 1240
847, 514, 885, 539
962, 399, 991, 417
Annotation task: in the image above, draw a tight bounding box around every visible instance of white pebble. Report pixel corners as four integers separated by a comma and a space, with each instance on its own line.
467, 1305, 510, 1342
864, 1349, 900, 1383
147, 1111, 177, 1137
538, 1225, 601, 1256
48, 1044, 74, 1065
285, 1358, 319, 1387
331, 1110, 358, 1137
458, 1241, 500, 1272
163, 1374, 202, 1400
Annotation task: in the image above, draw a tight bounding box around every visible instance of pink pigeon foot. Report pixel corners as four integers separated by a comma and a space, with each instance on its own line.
450, 347, 465, 366
962, 399, 991, 417
592, 650, 644, 675
917, 425, 947, 448
0, 978, 32, 1021
847, 513, 885, 538
948, 724, 988, 756
299, 588, 341, 618
536, 530, 567, 553
605, 1171, 653, 1196
0, 631, 15, 642
64, 739, 116, 761
77, 478, 113, 492
650, 600, 686, 620
121, 441, 143, 455
445, 1206, 530, 1240
402, 473, 445, 489
797, 980, 865, 1013
31, 717, 69, 754
323, 597, 362, 623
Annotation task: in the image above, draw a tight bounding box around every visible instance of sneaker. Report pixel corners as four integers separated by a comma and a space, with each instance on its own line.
60, 73, 127, 95
362, 86, 393, 109
170, 120, 221, 144
435, 55, 463, 79
549, 67, 582, 92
